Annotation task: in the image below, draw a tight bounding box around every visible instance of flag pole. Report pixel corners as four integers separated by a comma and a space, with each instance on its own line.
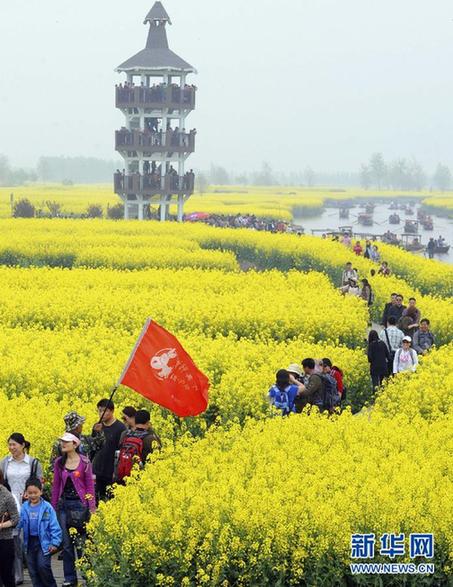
116, 318, 152, 386
98, 318, 152, 424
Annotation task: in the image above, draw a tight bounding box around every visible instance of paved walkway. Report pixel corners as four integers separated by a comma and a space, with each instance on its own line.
23, 558, 84, 586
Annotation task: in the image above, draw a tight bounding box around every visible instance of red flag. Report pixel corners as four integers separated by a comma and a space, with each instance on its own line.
118, 319, 209, 417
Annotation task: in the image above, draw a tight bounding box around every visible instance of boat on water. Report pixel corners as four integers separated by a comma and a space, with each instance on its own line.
421, 216, 433, 230
389, 213, 400, 224
339, 208, 350, 219
401, 234, 424, 252
358, 213, 373, 226
365, 204, 374, 214
405, 208, 414, 215
404, 220, 419, 234
381, 231, 400, 246
434, 245, 450, 254
417, 209, 427, 220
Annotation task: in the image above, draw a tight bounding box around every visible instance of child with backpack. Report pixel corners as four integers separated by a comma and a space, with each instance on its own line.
51, 433, 95, 587
268, 370, 303, 416
115, 410, 162, 483
20, 477, 62, 587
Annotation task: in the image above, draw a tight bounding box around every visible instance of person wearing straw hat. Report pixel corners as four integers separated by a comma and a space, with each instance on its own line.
287, 364, 308, 413
393, 336, 418, 374
49, 412, 105, 472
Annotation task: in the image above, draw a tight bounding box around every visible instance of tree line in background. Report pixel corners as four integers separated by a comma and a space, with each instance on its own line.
359, 153, 452, 192
0, 155, 121, 186
0, 153, 452, 191
198, 157, 452, 191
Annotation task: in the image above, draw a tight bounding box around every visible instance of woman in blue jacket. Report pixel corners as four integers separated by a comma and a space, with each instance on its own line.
19, 478, 62, 587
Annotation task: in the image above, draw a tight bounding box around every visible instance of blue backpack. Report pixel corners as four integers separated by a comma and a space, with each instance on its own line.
271, 385, 291, 414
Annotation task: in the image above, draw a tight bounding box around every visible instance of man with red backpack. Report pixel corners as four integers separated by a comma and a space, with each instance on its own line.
115, 410, 162, 483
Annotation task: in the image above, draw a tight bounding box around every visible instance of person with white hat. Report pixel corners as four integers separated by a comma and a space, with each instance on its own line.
49, 411, 104, 472
51, 433, 96, 587
393, 336, 418, 374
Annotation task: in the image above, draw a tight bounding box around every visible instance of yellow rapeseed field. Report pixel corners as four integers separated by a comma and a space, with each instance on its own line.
2, 183, 453, 219
0, 206, 451, 584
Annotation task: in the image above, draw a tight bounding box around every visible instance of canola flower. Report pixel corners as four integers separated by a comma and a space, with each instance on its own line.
0, 212, 451, 584
0, 266, 368, 346
3, 183, 452, 220
82, 410, 453, 586
198, 229, 453, 344
362, 241, 453, 298
0, 219, 238, 271
421, 196, 453, 215
0, 326, 370, 476
0, 219, 451, 342
374, 343, 453, 421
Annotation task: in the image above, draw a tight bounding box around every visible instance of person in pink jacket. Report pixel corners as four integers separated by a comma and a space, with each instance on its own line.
51, 433, 95, 587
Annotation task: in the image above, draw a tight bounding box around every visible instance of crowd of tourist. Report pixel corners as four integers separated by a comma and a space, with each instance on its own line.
116, 125, 196, 149
269, 264, 435, 418
189, 213, 303, 234
0, 404, 161, 587
269, 359, 345, 416
115, 81, 196, 105
114, 167, 195, 193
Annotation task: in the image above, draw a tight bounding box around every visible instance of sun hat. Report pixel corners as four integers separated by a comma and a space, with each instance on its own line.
287, 363, 303, 377
402, 336, 412, 343
58, 432, 81, 447
64, 411, 86, 433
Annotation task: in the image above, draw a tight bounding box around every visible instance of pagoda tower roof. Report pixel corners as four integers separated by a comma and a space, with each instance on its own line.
116, 2, 196, 74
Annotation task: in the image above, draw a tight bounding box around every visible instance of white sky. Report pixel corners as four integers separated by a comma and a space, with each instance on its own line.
0, 0, 452, 172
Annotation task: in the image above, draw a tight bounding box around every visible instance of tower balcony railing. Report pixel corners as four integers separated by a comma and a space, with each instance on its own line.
115, 129, 196, 154
116, 84, 196, 110
114, 171, 195, 197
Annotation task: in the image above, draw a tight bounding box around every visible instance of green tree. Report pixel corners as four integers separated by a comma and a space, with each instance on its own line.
359, 164, 371, 189
13, 198, 35, 218
86, 204, 103, 218
433, 163, 452, 191
369, 153, 387, 189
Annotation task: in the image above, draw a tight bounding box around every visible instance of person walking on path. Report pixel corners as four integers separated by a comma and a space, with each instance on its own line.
0, 433, 43, 585
412, 319, 435, 355
367, 330, 391, 390
393, 337, 419, 374
20, 478, 61, 587
0, 470, 19, 587
50, 411, 105, 472
51, 433, 96, 587
91, 399, 126, 502
379, 317, 404, 375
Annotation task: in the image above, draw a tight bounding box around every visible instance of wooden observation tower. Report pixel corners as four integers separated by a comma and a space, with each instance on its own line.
114, 2, 197, 221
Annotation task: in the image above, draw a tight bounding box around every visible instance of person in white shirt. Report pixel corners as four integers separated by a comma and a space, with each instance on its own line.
393, 336, 419, 374
340, 278, 360, 296
341, 262, 358, 286
0, 433, 43, 585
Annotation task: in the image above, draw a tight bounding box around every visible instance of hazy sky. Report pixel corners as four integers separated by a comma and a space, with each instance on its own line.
0, 0, 452, 173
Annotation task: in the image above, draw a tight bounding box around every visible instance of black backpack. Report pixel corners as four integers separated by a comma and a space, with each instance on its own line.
319, 374, 341, 411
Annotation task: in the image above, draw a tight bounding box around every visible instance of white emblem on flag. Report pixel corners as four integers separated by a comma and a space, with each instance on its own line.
150, 348, 178, 379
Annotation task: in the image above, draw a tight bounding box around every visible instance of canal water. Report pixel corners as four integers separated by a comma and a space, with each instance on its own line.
293, 203, 453, 265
